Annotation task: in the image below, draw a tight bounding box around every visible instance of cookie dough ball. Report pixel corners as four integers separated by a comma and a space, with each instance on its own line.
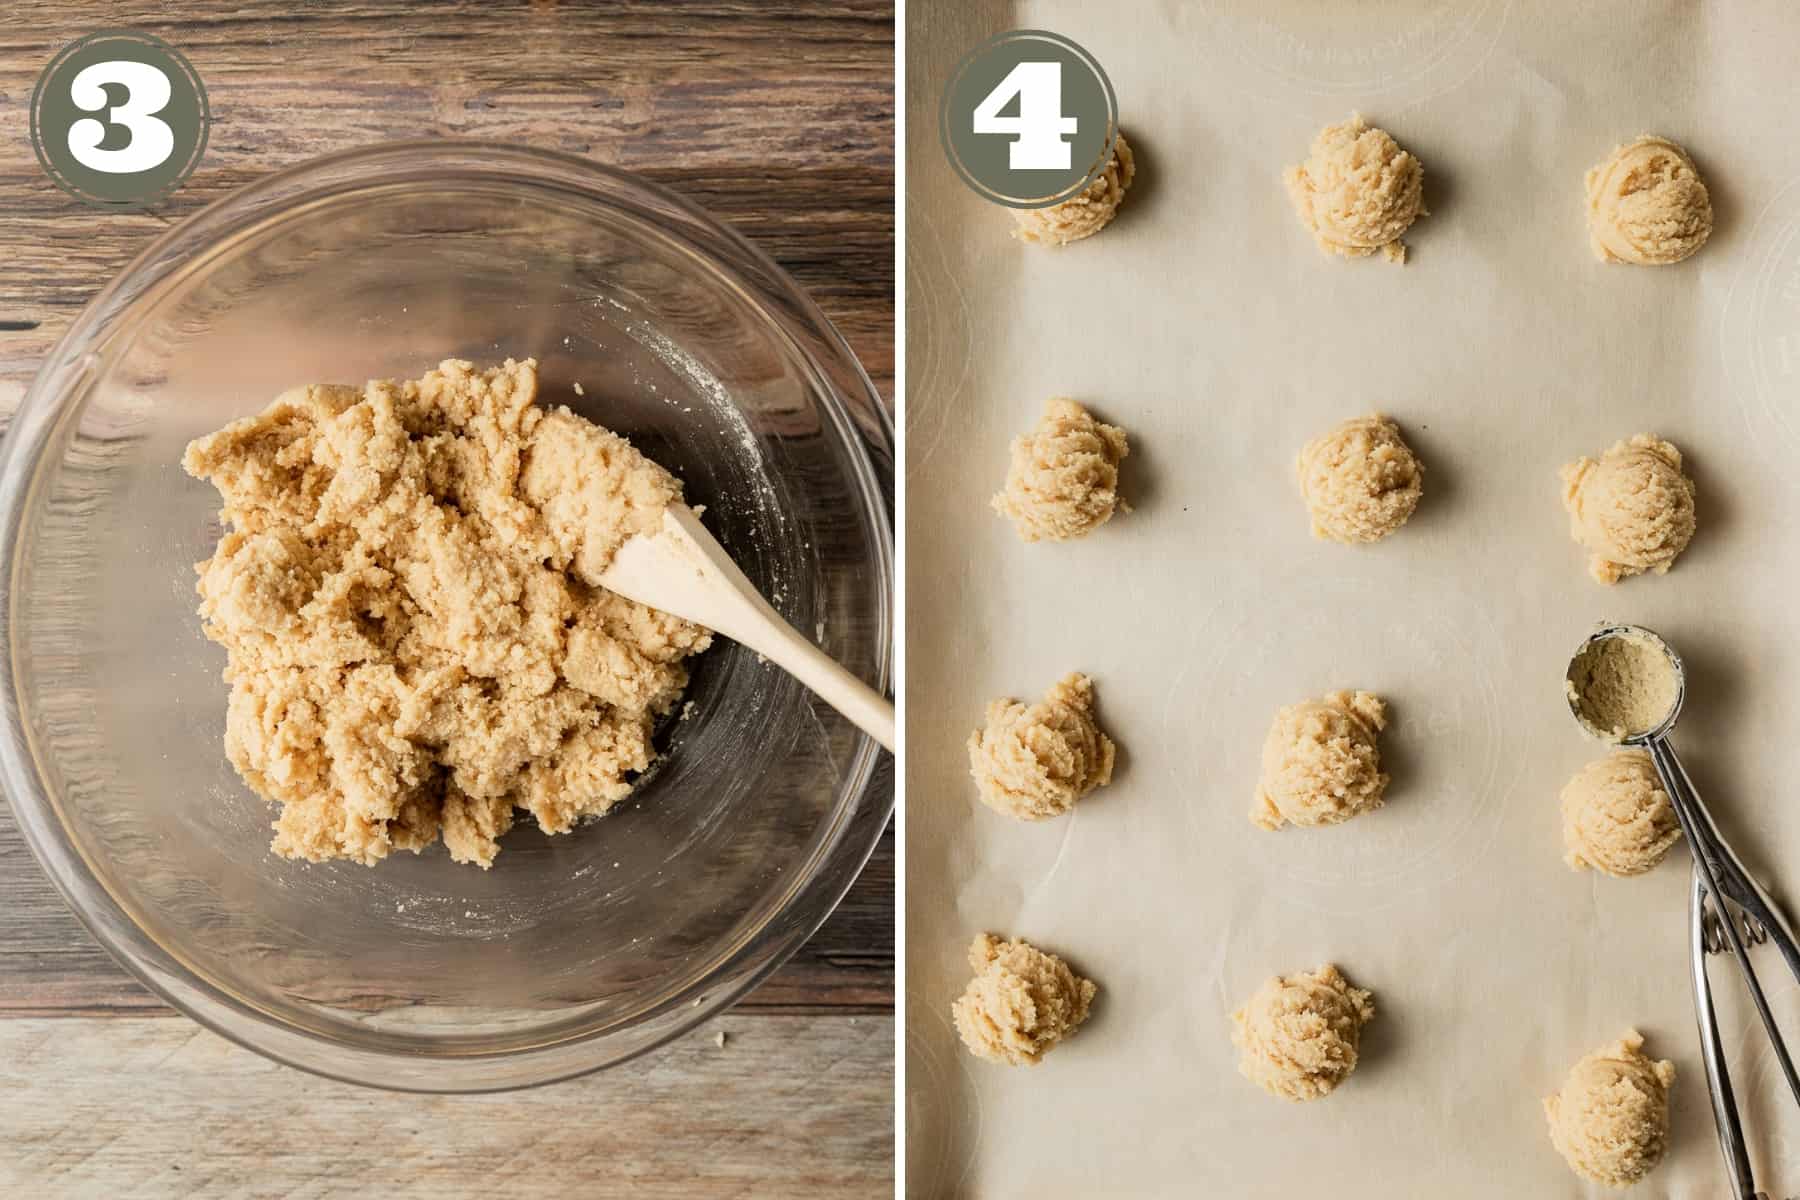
952, 933, 1097, 1066
1586, 136, 1713, 265
1231, 963, 1375, 1101
1561, 434, 1697, 584
1012, 131, 1135, 246
1296, 414, 1425, 544
968, 672, 1115, 820
1545, 1030, 1676, 1187
1561, 750, 1681, 877
1252, 691, 1388, 831
1285, 114, 1425, 264
991, 399, 1130, 542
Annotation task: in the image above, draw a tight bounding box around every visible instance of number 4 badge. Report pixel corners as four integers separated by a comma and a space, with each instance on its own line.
940, 30, 1118, 209
972, 62, 1079, 171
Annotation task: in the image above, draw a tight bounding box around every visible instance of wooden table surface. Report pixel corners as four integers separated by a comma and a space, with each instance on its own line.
0, 3, 894, 1195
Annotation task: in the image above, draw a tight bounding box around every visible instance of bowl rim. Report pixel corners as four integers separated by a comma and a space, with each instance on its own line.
0, 139, 894, 1092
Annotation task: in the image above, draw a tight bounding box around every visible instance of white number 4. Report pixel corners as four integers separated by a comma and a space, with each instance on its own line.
972, 61, 1077, 170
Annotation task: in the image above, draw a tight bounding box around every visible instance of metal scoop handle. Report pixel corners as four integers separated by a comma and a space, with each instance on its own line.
1648, 744, 1800, 978
1692, 864, 1765, 1200
1654, 739, 1800, 988
1652, 735, 1800, 1163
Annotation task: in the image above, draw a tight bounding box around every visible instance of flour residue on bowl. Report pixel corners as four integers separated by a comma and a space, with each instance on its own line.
595, 295, 792, 545
591, 293, 808, 703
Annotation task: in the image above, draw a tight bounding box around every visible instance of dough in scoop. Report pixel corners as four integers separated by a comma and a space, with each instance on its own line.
1231, 963, 1375, 1101
1561, 749, 1680, 877
1585, 136, 1713, 265
992, 398, 1130, 542
1252, 691, 1388, 830
1545, 1030, 1676, 1187
1285, 114, 1425, 264
953, 933, 1097, 1066
968, 673, 1115, 820
1297, 414, 1424, 544
1561, 434, 1697, 584
1565, 628, 1682, 742
1012, 131, 1135, 246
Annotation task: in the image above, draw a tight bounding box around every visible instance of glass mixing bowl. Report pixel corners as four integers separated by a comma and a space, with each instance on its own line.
0, 143, 892, 1091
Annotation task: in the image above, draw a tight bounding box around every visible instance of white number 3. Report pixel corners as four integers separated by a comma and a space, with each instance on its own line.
971, 62, 1077, 170
66, 60, 175, 174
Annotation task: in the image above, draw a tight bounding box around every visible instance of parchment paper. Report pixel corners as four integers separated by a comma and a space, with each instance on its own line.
905, 2, 1800, 1195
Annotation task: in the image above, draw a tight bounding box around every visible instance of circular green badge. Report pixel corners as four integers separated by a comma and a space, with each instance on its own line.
939, 29, 1118, 210
30, 29, 210, 211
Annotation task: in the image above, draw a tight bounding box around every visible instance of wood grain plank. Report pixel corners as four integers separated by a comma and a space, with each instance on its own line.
0, 1012, 893, 1197
0, 3, 892, 1017
0, 1, 896, 400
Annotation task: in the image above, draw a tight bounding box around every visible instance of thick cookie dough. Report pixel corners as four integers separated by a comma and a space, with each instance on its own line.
1252, 691, 1389, 831
1012, 131, 1135, 246
1561, 749, 1681, 876
1545, 1030, 1676, 1187
1285, 114, 1425, 264
992, 399, 1130, 543
952, 933, 1097, 1066
1586, 136, 1713, 265
968, 673, 1115, 820
1296, 414, 1425, 544
1565, 627, 1681, 743
1231, 963, 1375, 1102
1561, 434, 1697, 584
184, 358, 712, 869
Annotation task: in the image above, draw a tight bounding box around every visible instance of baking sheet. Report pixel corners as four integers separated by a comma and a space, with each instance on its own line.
904, 1, 1800, 1195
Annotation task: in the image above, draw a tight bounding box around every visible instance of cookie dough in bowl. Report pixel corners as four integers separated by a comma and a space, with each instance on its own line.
1011, 131, 1135, 246
953, 933, 1097, 1066
1560, 749, 1681, 877
1285, 114, 1425, 264
1252, 690, 1389, 830
1296, 414, 1424, 544
184, 358, 713, 869
1560, 434, 1697, 584
1545, 1030, 1676, 1186
1585, 135, 1713, 265
1231, 963, 1375, 1101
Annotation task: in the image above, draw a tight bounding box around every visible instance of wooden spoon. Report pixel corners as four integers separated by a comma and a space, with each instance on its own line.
596, 505, 896, 752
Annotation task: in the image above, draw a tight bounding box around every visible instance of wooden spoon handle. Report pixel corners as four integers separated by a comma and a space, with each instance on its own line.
598, 505, 895, 753
745, 616, 896, 752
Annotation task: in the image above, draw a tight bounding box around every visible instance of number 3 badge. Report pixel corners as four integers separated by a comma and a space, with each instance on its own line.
31, 29, 209, 210
939, 29, 1118, 209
